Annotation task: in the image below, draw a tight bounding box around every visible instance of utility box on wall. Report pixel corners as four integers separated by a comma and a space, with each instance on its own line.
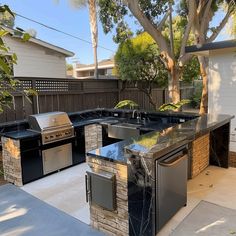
86, 171, 116, 211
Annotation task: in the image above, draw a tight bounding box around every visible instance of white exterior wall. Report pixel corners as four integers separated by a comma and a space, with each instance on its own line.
4, 36, 67, 78
208, 50, 236, 151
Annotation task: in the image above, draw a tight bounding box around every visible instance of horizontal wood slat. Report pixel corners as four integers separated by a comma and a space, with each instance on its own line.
0, 77, 194, 123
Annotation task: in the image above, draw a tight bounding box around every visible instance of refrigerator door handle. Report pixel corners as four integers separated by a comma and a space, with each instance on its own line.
159, 154, 186, 167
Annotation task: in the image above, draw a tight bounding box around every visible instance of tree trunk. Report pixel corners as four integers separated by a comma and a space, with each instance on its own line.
92, 44, 98, 79
198, 56, 208, 114
88, 0, 98, 79
146, 92, 157, 110
168, 63, 180, 104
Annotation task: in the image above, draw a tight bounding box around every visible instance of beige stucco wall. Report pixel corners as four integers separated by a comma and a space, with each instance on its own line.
4, 35, 67, 78
208, 49, 236, 151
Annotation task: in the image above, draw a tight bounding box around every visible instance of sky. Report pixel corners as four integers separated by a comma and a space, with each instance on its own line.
1, 0, 121, 65
0, 0, 233, 65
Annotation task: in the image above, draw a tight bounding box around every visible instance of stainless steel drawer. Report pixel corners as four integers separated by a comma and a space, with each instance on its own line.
42, 143, 72, 175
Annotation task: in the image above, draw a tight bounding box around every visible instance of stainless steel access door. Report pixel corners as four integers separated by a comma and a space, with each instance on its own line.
42, 143, 72, 175
156, 149, 188, 232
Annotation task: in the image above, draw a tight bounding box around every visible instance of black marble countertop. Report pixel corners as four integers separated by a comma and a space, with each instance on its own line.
87, 113, 234, 164
2, 130, 40, 140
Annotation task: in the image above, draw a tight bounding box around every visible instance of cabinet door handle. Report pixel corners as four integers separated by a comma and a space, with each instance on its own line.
85, 174, 90, 202
159, 155, 187, 167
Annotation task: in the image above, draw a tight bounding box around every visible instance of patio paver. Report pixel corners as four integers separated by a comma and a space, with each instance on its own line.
20, 164, 236, 235
0, 184, 104, 236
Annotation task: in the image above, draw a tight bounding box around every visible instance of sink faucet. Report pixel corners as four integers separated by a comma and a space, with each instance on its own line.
132, 110, 137, 119
132, 110, 141, 123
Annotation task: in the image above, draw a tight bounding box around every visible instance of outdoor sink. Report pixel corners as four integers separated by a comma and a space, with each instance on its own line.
108, 122, 141, 140
114, 122, 142, 128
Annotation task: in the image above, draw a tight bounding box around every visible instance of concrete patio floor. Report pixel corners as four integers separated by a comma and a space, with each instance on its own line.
21, 164, 236, 236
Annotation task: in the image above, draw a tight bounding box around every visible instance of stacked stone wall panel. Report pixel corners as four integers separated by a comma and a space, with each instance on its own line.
1, 137, 23, 186
191, 133, 210, 178
87, 156, 128, 236
229, 151, 236, 167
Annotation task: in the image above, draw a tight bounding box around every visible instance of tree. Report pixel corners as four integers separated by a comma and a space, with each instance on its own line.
98, 0, 197, 104
178, 0, 236, 114
0, 5, 35, 113
0, 7, 14, 28
161, 15, 200, 83
98, 0, 236, 112
115, 32, 168, 110
66, 63, 73, 71
69, 0, 98, 79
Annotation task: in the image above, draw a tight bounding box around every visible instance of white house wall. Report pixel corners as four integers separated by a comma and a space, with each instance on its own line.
4, 36, 67, 78
208, 50, 236, 151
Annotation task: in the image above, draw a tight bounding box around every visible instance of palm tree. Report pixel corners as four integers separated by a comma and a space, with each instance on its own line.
69, 0, 98, 79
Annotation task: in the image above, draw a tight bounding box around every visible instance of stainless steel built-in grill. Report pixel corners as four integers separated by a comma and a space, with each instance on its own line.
28, 111, 74, 144
28, 112, 74, 175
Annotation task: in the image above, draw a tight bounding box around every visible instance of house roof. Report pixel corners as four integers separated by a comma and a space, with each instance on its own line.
185, 39, 236, 56
4, 26, 74, 57
76, 59, 114, 71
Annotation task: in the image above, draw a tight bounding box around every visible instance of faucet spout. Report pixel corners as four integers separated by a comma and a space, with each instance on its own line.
132, 110, 137, 119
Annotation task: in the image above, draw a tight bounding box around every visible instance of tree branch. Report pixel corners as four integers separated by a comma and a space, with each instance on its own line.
179, 0, 196, 66
197, 0, 207, 15
157, 10, 170, 30
179, 53, 193, 68
206, 8, 232, 43
200, 0, 213, 34
125, 0, 171, 60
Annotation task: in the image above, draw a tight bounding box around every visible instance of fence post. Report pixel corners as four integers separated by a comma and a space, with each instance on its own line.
162, 89, 166, 104
118, 80, 121, 103
31, 79, 38, 114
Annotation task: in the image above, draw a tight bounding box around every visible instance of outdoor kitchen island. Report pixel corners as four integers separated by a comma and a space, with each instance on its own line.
86, 113, 233, 236
0, 109, 234, 235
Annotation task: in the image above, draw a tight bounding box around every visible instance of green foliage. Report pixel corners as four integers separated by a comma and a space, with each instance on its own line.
114, 100, 139, 109
230, 12, 236, 38
114, 98, 191, 112
191, 81, 203, 109
22, 33, 31, 42
182, 56, 200, 82
0, 4, 14, 28
66, 63, 73, 71
0, 4, 36, 113
159, 99, 190, 111
98, 0, 169, 43
115, 32, 168, 109
115, 32, 168, 86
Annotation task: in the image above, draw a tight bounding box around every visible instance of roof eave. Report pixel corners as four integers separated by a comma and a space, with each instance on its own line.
185, 40, 236, 56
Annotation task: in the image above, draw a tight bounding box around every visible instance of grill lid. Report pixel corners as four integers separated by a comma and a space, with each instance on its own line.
28, 111, 72, 132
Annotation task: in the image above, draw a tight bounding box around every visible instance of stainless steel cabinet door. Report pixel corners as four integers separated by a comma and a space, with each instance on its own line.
156, 154, 188, 231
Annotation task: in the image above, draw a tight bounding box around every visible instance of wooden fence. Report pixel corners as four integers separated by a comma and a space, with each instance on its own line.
0, 77, 194, 123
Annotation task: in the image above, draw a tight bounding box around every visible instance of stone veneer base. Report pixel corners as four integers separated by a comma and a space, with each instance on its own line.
87, 156, 129, 236
1, 137, 23, 186
191, 133, 210, 178
85, 124, 129, 236
229, 151, 236, 167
